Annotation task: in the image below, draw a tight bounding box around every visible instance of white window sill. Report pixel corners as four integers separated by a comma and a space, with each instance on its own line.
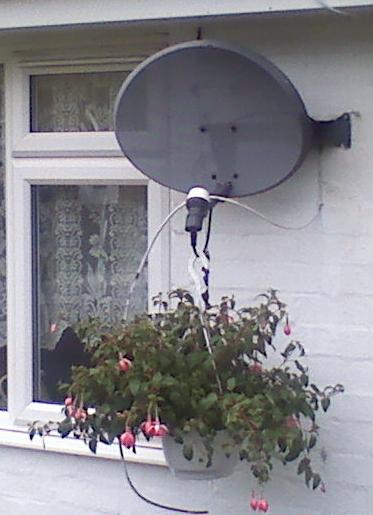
0, 418, 167, 467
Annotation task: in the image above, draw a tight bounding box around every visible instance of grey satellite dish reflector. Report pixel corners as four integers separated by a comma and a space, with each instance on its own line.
115, 40, 351, 197
115, 40, 351, 198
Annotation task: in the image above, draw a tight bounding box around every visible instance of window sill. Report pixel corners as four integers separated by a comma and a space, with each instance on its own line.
0, 421, 167, 467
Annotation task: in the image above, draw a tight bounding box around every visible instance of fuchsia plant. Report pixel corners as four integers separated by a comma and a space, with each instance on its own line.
29, 289, 343, 509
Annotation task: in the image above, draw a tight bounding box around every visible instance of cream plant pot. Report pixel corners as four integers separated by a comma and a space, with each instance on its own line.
162, 430, 239, 480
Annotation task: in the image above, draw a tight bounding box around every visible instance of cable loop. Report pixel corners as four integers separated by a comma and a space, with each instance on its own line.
118, 441, 208, 514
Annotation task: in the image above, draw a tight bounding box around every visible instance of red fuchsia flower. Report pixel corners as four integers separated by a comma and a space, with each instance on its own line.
118, 357, 132, 372
120, 429, 136, 449
250, 497, 258, 511
249, 362, 263, 375
258, 499, 269, 512
66, 405, 76, 417
284, 315, 291, 336
152, 418, 169, 437
285, 415, 300, 429
75, 408, 87, 422
64, 396, 73, 406
141, 416, 169, 437
140, 415, 154, 437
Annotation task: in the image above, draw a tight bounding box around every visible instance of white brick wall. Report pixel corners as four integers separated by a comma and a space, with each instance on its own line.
1, 11, 373, 515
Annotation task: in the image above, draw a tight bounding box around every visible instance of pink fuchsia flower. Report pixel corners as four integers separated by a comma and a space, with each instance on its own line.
120, 429, 136, 449
75, 408, 87, 422
152, 419, 169, 437
250, 497, 258, 510
140, 416, 154, 437
141, 416, 169, 437
285, 415, 301, 429
249, 363, 263, 375
118, 357, 132, 372
284, 315, 291, 336
258, 499, 269, 512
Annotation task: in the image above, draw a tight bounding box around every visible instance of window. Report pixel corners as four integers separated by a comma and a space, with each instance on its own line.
30, 71, 129, 132
3, 45, 170, 467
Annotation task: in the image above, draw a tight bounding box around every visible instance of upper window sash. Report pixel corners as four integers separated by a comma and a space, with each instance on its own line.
10, 60, 141, 158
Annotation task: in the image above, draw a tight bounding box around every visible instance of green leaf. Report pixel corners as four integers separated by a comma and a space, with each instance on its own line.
58, 419, 73, 438
297, 457, 310, 475
300, 374, 309, 387
281, 343, 296, 359
299, 401, 315, 421
182, 443, 194, 461
285, 435, 304, 462
321, 397, 331, 412
89, 438, 97, 454
227, 378, 236, 391
295, 360, 305, 373
129, 378, 141, 396
313, 473, 321, 490
307, 434, 317, 451
278, 437, 287, 453
184, 293, 194, 305
199, 392, 218, 411
305, 467, 313, 487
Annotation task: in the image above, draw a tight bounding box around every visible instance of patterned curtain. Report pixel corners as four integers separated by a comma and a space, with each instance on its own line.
31, 71, 129, 132
35, 185, 147, 401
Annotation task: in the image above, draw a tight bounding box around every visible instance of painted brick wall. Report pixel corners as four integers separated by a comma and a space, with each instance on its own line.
1, 11, 373, 515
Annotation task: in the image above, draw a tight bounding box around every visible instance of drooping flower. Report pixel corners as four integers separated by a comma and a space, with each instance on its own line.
120, 429, 136, 449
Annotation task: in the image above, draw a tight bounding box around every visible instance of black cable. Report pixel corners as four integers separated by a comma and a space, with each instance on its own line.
200, 208, 213, 309
118, 440, 209, 514
203, 208, 213, 254
191, 232, 199, 258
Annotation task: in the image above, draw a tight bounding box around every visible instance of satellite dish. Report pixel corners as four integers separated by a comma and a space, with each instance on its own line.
114, 40, 316, 197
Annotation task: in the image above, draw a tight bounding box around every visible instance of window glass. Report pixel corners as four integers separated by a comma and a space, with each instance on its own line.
30, 71, 129, 132
32, 185, 147, 403
0, 65, 6, 409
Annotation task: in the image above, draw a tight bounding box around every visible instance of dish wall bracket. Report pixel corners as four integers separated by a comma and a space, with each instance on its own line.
312, 113, 351, 149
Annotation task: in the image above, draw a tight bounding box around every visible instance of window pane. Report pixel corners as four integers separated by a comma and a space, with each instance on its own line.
30, 71, 129, 132
32, 185, 147, 403
0, 65, 6, 409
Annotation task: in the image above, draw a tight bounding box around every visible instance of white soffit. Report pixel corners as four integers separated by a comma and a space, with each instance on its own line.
0, 0, 372, 30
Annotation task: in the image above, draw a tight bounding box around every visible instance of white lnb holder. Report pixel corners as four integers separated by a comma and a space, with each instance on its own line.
185, 187, 210, 233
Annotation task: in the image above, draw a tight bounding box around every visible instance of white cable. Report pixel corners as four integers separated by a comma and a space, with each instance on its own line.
188, 254, 223, 394
210, 195, 323, 231
316, 0, 349, 15
124, 183, 323, 319
123, 200, 186, 320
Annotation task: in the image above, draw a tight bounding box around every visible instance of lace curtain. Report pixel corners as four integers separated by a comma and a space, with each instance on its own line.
31, 71, 129, 132
0, 65, 6, 408
35, 185, 147, 401
37, 185, 147, 339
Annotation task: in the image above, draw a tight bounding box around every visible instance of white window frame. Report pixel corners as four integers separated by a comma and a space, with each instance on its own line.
11, 60, 135, 157
0, 50, 171, 465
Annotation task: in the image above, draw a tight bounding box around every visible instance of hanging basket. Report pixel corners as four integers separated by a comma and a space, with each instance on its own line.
162, 430, 239, 480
